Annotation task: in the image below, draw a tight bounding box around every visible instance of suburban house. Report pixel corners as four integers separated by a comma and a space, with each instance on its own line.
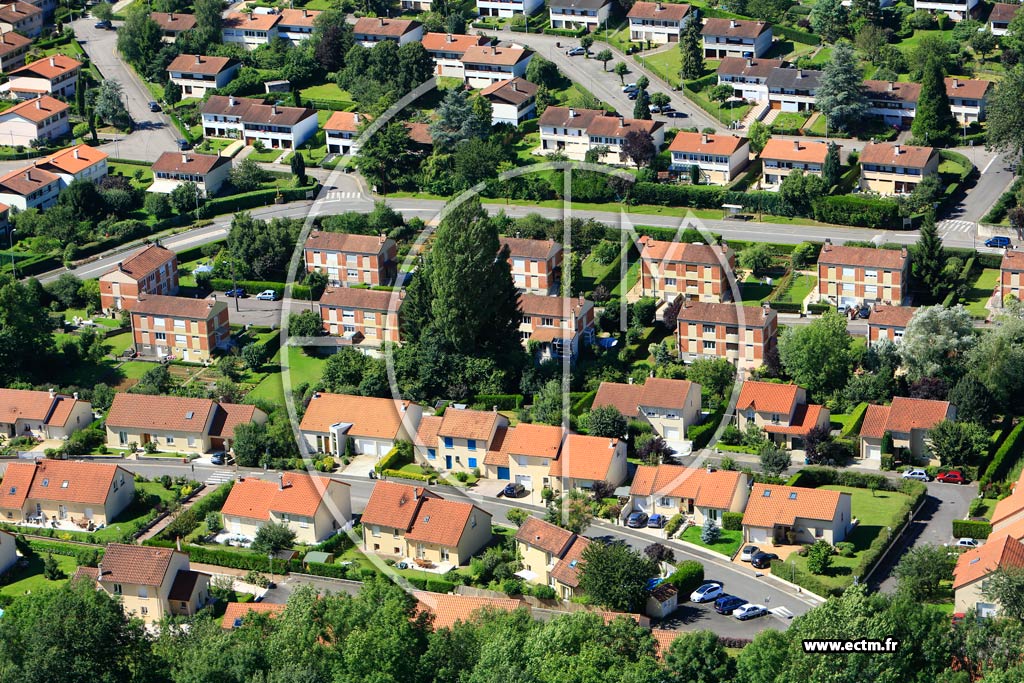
416, 592, 527, 628
104, 393, 268, 455
220, 472, 352, 544
864, 80, 921, 127
461, 44, 533, 88
84, 544, 210, 624
476, 0, 544, 17
816, 241, 910, 308
423, 32, 489, 79
548, 0, 614, 31
484, 422, 564, 504
277, 8, 321, 43
221, 602, 285, 629
593, 378, 703, 452
318, 287, 403, 346
501, 236, 562, 294
99, 243, 179, 312
766, 67, 821, 112
150, 151, 232, 196
0, 459, 134, 527
416, 406, 508, 474
736, 381, 830, 454
166, 54, 240, 99
0, 530, 16, 576
0, 2, 42, 38
859, 142, 939, 195
0, 31, 31, 71
866, 305, 917, 346
151, 12, 196, 42
299, 392, 423, 459
323, 111, 365, 155
128, 293, 230, 362
353, 17, 423, 46
627, 464, 750, 527
0, 95, 69, 147
627, 1, 693, 44
1000, 249, 1024, 303
743, 483, 853, 545
0, 54, 81, 99
514, 516, 590, 599
701, 18, 773, 59
638, 236, 734, 302
991, 470, 1024, 533
201, 95, 318, 150
668, 132, 750, 184
0, 387, 92, 441
859, 397, 955, 464
675, 300, 778, 369
539, 106, 663, 164
33, 143, 108, 185
361, 481, 492, 565
716, 57, 783, 101
304, 229, 398, 286
0, 165, 59, 211
759, 139, 828, 189
482, 78, 538, 126
945, 77, 992, 123
953, 534, 1024, 618
990, 2, 1020, 35
549, 434, 628, 492
518, 293, 595, 361
913, 0, 979, 22
221, 11, 281, 49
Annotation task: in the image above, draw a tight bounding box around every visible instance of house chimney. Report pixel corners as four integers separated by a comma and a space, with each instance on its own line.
379, 232, 386, 244
887, 81, 894, 92
618, 114, 625, 128
569, 107, 577, 117
413, 488, 420, 500
272, 104, 278, 115
746, 58, 752, 67
492, 45, 497, 55
229, 96, 237, 106
446, 33, 452, 43
953, 78, 960, 88
278, 473, 284, 490
706, 463, 713, 473
793, 140, 800, 151
169, 12, 174, 19
250, 12, 256, 20
893, 144, 901, 155
48, 388, 54, 398
303, 9, 308, 16
762, 302, 770, 316
730, 19, 737, 28
493, 405, 498, 412
379, 16, 385, 25
511, 80, 518, 92
701, 133, 709, 144
195, 54, 201, 64
24, 169, 30, 181
656, 1, 663, 8
73, 147, 79, 159
34, 98, 40, 109
49, 56, 54, 67
73, 392, 78, 400
182, 152, 188, 163
796, 69, 803, 79
117, 261, 124, 271
353, 112, 360, 124
822, 238, 831, 251
900, 245, 908, 258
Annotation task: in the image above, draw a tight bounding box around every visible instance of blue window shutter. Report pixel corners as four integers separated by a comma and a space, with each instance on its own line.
468, 457, 477, 468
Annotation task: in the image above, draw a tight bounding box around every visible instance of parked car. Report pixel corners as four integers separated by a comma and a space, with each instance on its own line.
857, 306, 871, 319
902, 468, 931, 482
740, 545, 760, 562
502, 483, 526, 498
733, 603, 768, 620
936, 470, 967, 484
176, 138, 192, 150
148, 101, 161, 112
224, 288, 248, 298
627, 90, 639, 100
566, 46, 587, 56
837, 303, 849, 315
94, 19, 111, 28
690, 582, 724, 603
647, 513, 666, 529
256, 289, 279, 301
751, 552, 779, 569
626, 511, 650, 528
622, 83, 638, 93
666, 111, 688, 118
650, 104, 663, 113
955, 538, 979, 549
210, 451, 226, 465
714, 595, 746, 615
985, 236, 1012, 248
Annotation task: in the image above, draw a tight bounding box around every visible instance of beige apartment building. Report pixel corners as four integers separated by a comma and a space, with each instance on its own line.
817, 240, 910, 308
99, 243, 179, 312
304, 230, 399, 287
638, 236, 735, 302
501, 236, 563, 294
318, 287, 402, 346
859, 142, 939, 195
130, 294, 230, 362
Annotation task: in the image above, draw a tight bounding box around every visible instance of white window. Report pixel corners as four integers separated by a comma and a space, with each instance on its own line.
841, 267, 855, 279
371, 525, 380, 537
703, 325, 715, 334
119, 431, 128, 445
139, 587, 148, 599
166, 435, 175, 445
703, 340, 716, 350
187, 437, 196, 447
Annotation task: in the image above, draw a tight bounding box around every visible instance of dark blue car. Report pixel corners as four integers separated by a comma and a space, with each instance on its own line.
714, 595, 746, 615
985, 236, 1012, 248
647, 514, 666, 528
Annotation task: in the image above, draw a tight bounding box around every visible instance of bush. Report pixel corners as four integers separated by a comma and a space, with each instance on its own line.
666, 560, 704, 596
531, 584, 557, 600
382, 468, 430, 482
157, 482, 234, 542
665, 514, 685, 538
374, 442, 413, 473
812, 195, 902, 229
979, 421, 1024, 488
953, 519, 992, 540
25, 539, 102, 567
722, 512, 743, 531
473, 394, 524, 411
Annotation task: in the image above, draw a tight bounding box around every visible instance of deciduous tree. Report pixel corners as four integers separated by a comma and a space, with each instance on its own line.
778, 308, 853, 399
621, 129, 655, 168
899, 304, 975, 382
664, 630, 736, 683
586, 404, 627, 437
577, 540, 658, 612
927, 419, 989, 467
986, 64, 1024, 162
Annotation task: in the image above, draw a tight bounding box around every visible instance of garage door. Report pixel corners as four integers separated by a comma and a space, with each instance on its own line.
865, 444, 881, 460
747, 527, 769, 544
515, 475, 532, 490
782, 101, 798, 112
497, 467, 510, 480
633, 497, 650, 513
664, 427, 680, 441
357, 440, 379, 457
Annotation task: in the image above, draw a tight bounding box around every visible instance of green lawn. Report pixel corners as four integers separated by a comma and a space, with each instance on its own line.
740, 274, 774, 306
246, 346, 329, 406
688, 87, 753, 126
0, 553, 78, 600
119, 360, 160, 379
581, 251, 619, 293
246, 148, 288, 163
775, 274, 817, 305
964, 268, 999, 319
61, 308, 120, 327
105, 332, 135, 357
300, 83, 354, 106
770, 112, 809, 133
640, 49, 682, 89
611, 260, 640, 297
830, 402, 868, 436
109, 162, 154, 187
680, 525, 743, 557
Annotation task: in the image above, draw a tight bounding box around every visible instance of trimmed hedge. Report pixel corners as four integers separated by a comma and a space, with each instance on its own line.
981, 176, 1024, 224
382, 469, 431, 482
666, 559, 704, 596
473, 394, 524, 411
544, 26, 587, 37
571, 390, 597, 416
769, 302, 802, 314
665, 513, 685, 537
25, 538, 103, 566
405, 576, 456, 593
375, 443, 412, 473
688, 405, 725, 449
839, 403, 869, 439
785, 466, 893, 491
980, 420, 1024, 487
811, 195, 902, 229
953, 519, 992, 540
722, 511, 743, 531
209, 278, 284, 298
144, 540, 293, 573
770, 24, 821, 45
203, 184, 318, 217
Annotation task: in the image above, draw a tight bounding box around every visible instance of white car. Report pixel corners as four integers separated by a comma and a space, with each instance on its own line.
689, 582, 724, 603
902, 469, 931, 482
740, 545, 760, 562
256, 289, 279, 301
622, 83, 638, 93
955, 538, 979, 549
733, 603, 768, 620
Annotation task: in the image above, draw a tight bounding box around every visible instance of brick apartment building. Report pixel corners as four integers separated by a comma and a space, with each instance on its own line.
129, 294, 231, 362
817, 240, 910, 308
639, 236, 735, 302
99, 243, 179, 312
675, 300, 777, 370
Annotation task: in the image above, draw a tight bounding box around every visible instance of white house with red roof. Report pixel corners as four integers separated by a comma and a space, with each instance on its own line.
33, 144, 108, 185
859, 396, 955, 465
0, 459, 134, 527
462, 44, 533, 88
593, 378, 703, 452
415, 591, 527, 627
538, 106, 664, 164
151, 151, 232, 195
221, 11, 281, 49
913, 0, 978, 23
220, 472, 352, 544
277, 8, 320, 43
353, 17, 423, 46
736, 381, 830, 455
0, 387, 93, 440
628, 1, 693, 44
627, 464, 750, 527
166, 54, 240, 98
549, 433, 627, 492
482, 77, 538, 126
743, 483, 852, 545
323, 111, 365, 155
1, 54, 81, 99
759, 139, 828, 189
422, 32, 489, 78
298, 392, 422, 459
702, 18, 772, 59
0, 95, 69, 147
669, 131, 750, 184
859, 142, 939, 195
954, 534, 1024, 617
0, 164, 60, 210
477, 0, 543, 17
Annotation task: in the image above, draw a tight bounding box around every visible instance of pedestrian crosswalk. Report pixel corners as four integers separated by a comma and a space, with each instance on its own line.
321, 190, 364, 202
205, 470, 236, 486
938, 219, 976, 234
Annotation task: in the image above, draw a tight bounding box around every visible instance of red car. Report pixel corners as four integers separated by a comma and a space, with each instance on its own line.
936, 471, 967, 484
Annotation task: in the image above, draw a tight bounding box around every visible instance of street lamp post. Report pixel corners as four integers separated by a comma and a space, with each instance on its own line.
268, 552, 274, 588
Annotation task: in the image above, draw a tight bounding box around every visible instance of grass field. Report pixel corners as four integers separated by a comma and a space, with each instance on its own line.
640, 49, 682, 89
740, 274, 774, 306
964, 268, 999, 318
246, 346, 329, 405
680, 525, 743, 557
0, 553, 77, 601
611, 260, 640, 296
770, 112, 809, 133
300, 83, 354, 103
109, 161, 154, 187
775, 274, 817, 305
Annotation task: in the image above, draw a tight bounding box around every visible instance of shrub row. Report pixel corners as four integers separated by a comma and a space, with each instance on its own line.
722, 511, 743, 531
144, 540, 293, 573
209, 278, 284, 298
806, 303, 831, 315
688, 406, 725, 449
543, 26, 587, 37
375, 444, 411, 473
811, 195, 902, 229
404, 576, 456, 593
571, 390, 597, 416
307, 529, 355, 556
25, 538, 103, 566
157, 482, 232, 541
665, 513, 686, 538
770, 24, 822, 45
981, 176, 1024, 224
769, 301, 802, 314
382, 468, 431, 482
980, 420, 1024, 487
853, 480, 925, 580
941, 256, 976, 307
473, 394, 524, 411
665, 559, 704, 596
953, 519, 992, 540
839, 403, 869, 439
203, 184, 317, 217
682, 73, 718, 93
785, 466, 895, 491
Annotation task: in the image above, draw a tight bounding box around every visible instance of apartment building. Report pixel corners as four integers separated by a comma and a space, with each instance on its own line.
0, 31, 30, 72
766, 67, 820, 112
277, 8, 320, 43
817, 240, 910, 308
866, 305, 916, 346
0, 165, 59, 210
913, 0, 978, 21
352, 17, 423, 46
501, 236, 563, 294
1, 54, 82, 100
462, 44, 533, 88
1001, 250, 1024, 303
482, 77, 538, 125
519, 293, 595, 361
627, 1, 693, 44
859, 142, 938, 195
759, 139, 827, 188
201, 95, 318, 149
675, 300, 778, 369
716, 57, 783, 101
99, 243, 178, 312
668, 131, 750, 184
539, 106, 664, 164
548, 0, 614, 30
638, 236, 734, 302
166, 54, 240, 98
129, 294, 231, 362
0, 95, 69, 147
150, 151, 232, 196
0, 2, 43, 38
221, 11, 281, 49
304, 229, 398, 286
736, 380, 830, 454
422, 32, 489, 79
476, 0, 544, 17
151, 12, 196, 42
318, 287, 402, 345
701, 18, 773, 59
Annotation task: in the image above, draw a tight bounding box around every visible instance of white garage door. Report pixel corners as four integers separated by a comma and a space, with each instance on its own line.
515, 475, 532, 490
634, 497, 650, 513
782, 101, 798, 112
865, 444, 881, 459
747, 527, 770, 544
664, 427, 680, 441
357, 440, 379, 457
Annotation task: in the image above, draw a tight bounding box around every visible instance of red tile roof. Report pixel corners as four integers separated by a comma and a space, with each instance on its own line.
628, 1, 691, 20
549, 535, 589, 587
322, 111, 366, 133
223, 11, 280, 31
415, 591, 524, 629
859, 397, 952, 439
305, 230, 391, 254
639, 235, 731, 265
502, 423, 564, 458
129, 293, 225, 319
760, 138, 828, 164
104, 243, 177, 279
953, 534, 1024, 589
105, 393, 216, 433
515, 515, 575, 556
167, 54, 237, 76
24, 460, 128, 506
630, 464, 742, 509
221, 601, 285, 629
945, 77, 992, 101
3, 95, 67, 124
991, 2, 1021, 23
868, 305, 916, 328
762, 403, 825, 436
858, 404, 891, 440
716, 57, 783, 79
701, 17, 770, 38
360, 481, 437, 531
742, 484, 845, 528
98, 544, 181, 586
0, 165, 59, 195
438, 408, 500, 442
677, 300, 775, 327
0, 31, 31, 56
549, 434, 619, 481
462, 44, 531, 66
499, 236, 559, 261
152, 151, 230, 175
299, 393, 415, 439
818, 242, 908, 269
0, 388, 75, 424
669, 131, 747, 155
593, 382, 644, 418
220, 473, 347, 520
736, 381, 800, 415
991, 486, 1024, 528
421, 32, 488, 54
151, 12, 196, 32
483, 425, 510, 466
9, 54, 81, 80
208, 403, 262, 440
404, 497, 490, 547
481, 77, 537, 105
863, 79, 921, 104
279, 8, 320, 26
353, 16, 420, 37
319, 287, 401, 311
640, 378, 697, 410
859, 142, 936, 169
1001, 250, 1024, 273
0, 461, 37, 510
415, 415, 443, 450
35, 144, 108, 176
